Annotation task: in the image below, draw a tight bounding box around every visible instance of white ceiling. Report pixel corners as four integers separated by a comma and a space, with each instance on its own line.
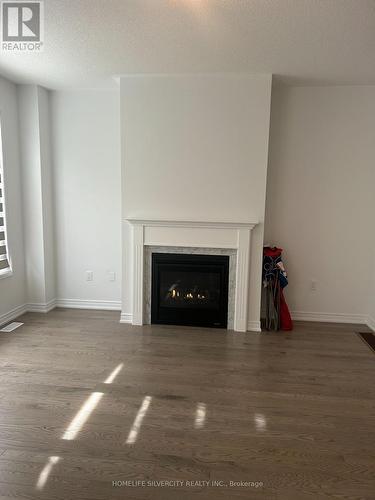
1, 0, 375, 89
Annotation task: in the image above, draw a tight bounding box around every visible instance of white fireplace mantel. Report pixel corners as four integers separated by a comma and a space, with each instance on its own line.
125, 217, 258, 332
126, 218, 257, 230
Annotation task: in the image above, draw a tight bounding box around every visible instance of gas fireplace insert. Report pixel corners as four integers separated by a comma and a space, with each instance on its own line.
151, 253, 229, 328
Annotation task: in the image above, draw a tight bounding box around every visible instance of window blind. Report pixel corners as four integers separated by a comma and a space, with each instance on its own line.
0, 128, 10, 274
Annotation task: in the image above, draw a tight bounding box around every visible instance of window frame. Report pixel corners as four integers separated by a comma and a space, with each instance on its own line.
0, 115, 12, 279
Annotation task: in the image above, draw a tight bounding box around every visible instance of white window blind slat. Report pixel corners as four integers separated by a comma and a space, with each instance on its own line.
0, 121, 10, 275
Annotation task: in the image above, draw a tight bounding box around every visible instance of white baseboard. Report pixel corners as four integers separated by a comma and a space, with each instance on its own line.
27, 299, 57, 313
247, 320, 261, 332
0, 303, 28, 327
56, 299, 121, 311
1, 299, 58, 326
2, 302, 372, 333
366, 315, 375, 332
1, 299, 122, 328
291, 311, 366, 324
120, 312, 133, 324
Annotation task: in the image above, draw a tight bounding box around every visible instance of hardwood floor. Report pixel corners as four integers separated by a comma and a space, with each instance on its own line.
0, 308, 374, 499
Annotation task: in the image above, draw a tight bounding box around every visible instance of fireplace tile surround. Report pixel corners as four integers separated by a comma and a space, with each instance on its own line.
122, 218, 258, 332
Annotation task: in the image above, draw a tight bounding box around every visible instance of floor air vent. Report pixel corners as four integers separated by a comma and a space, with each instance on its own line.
0, 322, 24, 332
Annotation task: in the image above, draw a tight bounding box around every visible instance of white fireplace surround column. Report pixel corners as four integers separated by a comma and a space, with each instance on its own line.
124, 218, 257, 332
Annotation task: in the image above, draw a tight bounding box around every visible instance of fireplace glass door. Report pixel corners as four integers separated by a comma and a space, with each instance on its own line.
151, 253, 229, 328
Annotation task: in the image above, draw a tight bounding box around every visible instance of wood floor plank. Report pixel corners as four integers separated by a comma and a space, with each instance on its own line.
0, 308, 374, 499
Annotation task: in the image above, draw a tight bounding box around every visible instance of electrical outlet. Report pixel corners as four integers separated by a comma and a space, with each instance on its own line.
108, 271, 116, 282
310, 279, 317, 292
86, 270, 93, 281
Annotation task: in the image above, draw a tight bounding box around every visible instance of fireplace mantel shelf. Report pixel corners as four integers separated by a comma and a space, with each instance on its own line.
125, 217, 258, 230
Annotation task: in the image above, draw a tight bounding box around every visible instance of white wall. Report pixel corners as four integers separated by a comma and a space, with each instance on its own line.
0, 76, 26, 320
121, 74, 272, 325
18, 85, 56, 307
369, 287, 375, 330
265, 85, 375, 323
4, 73, 373, 330
51, 90, 121, 306
368, 263, 375, 330
38, 87, 56, 303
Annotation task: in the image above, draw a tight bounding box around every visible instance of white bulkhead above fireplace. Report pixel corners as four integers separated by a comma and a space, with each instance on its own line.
120, 74, 272, 331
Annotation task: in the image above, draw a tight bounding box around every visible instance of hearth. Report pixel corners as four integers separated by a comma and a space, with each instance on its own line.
151, 253, 229, 328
